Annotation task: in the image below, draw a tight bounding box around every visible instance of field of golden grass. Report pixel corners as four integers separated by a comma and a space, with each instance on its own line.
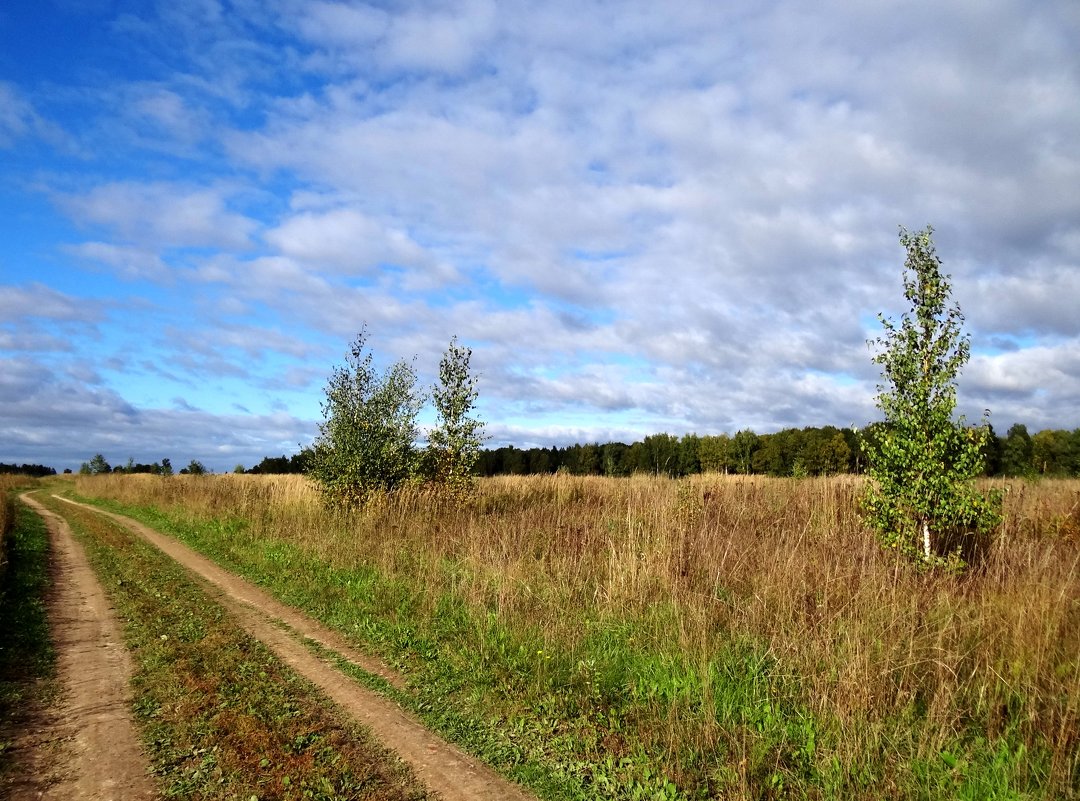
73, 471, 1080, 798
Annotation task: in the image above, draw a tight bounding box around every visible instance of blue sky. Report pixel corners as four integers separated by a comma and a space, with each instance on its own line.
2, 0, 1079, 472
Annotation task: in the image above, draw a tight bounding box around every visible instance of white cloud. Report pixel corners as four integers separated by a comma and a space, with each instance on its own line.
264, 206, 449, 280
167, 322, 318, 360
0, 82, 34, 146
294, 1, 389, 49
129, 85, 207, 143
380, 0, 496, 74
291, 0, 496, 74
59, 182, 258, 249
967, 267, 1080, 337
963, 341, 1080, 428
0, 329, 73, 353
0, 283, 102, 322
64, 242, 171, 281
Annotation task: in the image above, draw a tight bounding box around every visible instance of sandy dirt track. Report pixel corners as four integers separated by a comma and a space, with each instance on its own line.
9, 493, 157, 801
55, 495, 537, 801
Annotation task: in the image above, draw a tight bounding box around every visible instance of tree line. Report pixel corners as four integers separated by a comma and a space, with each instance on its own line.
231, 421, 1080, 481
0, 463, 56, 478
76, 455, 205, 476
470, 423, 1080, 479
475, 428, 856, 477
63, 421, 1080, 482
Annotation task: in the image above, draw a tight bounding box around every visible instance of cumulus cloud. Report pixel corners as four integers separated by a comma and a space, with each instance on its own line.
264, 206, 454, 283
379, 0, 496, 74
0, 329, 73, 353
293, 0, 496, 74
964, 342, 1080, 427
58, 182, 258, 250
0, 82, 36, 147
64, 242, 172, 282
967, 267, 1080, 338
0, 283, 103, 322
0, 81, 78, 152
166, 322, 319, 361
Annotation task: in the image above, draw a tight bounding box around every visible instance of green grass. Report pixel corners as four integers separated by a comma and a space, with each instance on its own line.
0, 499, 57, 779
33, 493, 431, 801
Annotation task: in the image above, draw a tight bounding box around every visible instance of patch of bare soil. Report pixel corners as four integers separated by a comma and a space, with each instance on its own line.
57, 496, 537, 801
9, 494, 157, 801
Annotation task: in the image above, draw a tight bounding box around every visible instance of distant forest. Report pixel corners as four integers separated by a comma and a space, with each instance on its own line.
21, 423, 1075, 480
0, 463, 56, 478
242, 423, 1080, 479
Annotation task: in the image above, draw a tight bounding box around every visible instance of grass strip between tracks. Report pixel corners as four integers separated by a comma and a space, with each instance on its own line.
33, 492, 432, 801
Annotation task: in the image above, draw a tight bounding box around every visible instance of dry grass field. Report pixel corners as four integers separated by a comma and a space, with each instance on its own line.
73, 472, 1080, 799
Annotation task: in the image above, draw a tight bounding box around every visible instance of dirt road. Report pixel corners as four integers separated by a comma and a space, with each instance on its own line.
53, 495, 537, 801
10, 493, 157, 801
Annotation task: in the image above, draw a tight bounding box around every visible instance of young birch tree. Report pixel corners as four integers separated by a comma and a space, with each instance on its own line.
862, 226, 1000, 565
428, 336, 486, 500
308, 328, 424, 507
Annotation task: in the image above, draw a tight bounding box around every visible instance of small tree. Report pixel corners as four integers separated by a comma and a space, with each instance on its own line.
186, 459, 207, 475
308, 328, 424, 507
159, 458, 174, 477
862, 226, 1000, 564
87, 453, 111, 475
427, 336, 486, 499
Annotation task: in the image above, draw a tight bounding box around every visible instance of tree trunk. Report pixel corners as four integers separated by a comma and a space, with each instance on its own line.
922, 518, 932, 561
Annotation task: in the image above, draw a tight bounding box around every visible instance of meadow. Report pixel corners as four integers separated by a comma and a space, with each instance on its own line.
71, 472, 1080, 800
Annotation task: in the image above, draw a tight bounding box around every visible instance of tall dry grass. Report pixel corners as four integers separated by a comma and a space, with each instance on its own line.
76, 472, 1080, 795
